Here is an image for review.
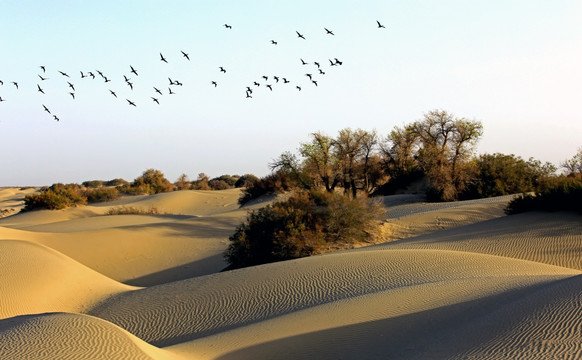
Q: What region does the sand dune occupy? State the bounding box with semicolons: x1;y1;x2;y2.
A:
1;189;581;359
0;313;183;360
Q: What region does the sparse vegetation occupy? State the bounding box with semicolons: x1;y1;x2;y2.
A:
84;187;121;203
23;183;87;211
238;171;299;205
105;205;162;215
225;189;387;269
117;169;173;195
505;176;582;214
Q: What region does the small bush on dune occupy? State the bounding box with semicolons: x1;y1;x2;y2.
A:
225;190;386;269
238;171;299;205
105;205;161;215
105;178;129;187
82;180;105;188
505;176;582;214
209;179;231;190
117;169;173;195
23;183;87;211
235;174;260;188
84;187;120;203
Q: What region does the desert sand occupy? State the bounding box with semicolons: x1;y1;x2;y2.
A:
1;188;581;359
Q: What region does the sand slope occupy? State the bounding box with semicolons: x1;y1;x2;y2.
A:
1;189;581;359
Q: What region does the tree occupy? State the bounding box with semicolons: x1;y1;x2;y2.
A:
334;128;366;197
561;148;582;176
380;125;418;177
411;109;483;201
191;173;211;190
132;169;174;194
174;173;191;191
299;132;339;192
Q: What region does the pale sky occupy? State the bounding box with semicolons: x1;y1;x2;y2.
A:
1;1;580;186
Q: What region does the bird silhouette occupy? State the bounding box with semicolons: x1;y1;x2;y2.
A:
253;81;260;87
80;71;87;78
89;72;96;79
151;97;160;104
104;76;111;83
160;53;168;63
312;80;318;86
296;31;306;40
377;20;386;29
37;84;45;94
246;86;253;93
219;67;226;73
97;70;104;78
305;73;313;80
181;51;190;60
67;82;75;91
168;77;174;85
296;86;301;91
12;82;18;89
271;40;277;45
174;80;183;86
38;75;48;81
334;58;343;65
301;58;308;65
130;66;138;76
0;80;3;85
69;92;75;99
58;71;70;77
266;84;273;91
283;78;290;84
42;105;50;114
169;87;175;94
329;59;337;66
53;115;59;122
127;81;133;90
324;28;335;35
126;99;136;107
224;24;232;29
314;61;320;68
246;92;252;98
124;75;131;83
154;87;162;95
274;76;280;83
109;90;117;97
40;66;46;73
262;75;268;81
211;81;218;87
319;69;325;75
0;97;5;102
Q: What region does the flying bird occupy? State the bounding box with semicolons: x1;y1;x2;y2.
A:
253;81;260;87
219;67;226;73
58;71;70;77
274;76;280;83
69;92;75;99
262;75;268;81
211;81;218;87
151;97;160;104
104;76;111;83
283;78;290;83
97;70;104;78
154;87;162;95
67;82;75;91
89;72;96;79
38;74;48;81
168;77;174;85
0;97;5;102
246;86;253;93
124;75;131;83
300;58;308;65
246;92;252;98
126;99;136;107
181;50;190;60
174;80;183;86
126;81;133;90
130;66;138;76
312;80;318;86
266;84;273;91
42;105;50;114
377;20;386;29
168;87;175;94
296;31;306;40
305;73;313;80
80;71;87;78
271;40;277;45
324;28;335;35
296;86;301;91
53;115;59;122
329;59;337;66
12;82;18;89
109;90;117;97
334;58;343;65
314;61;320;68
37;84;45;94
319;69;325;75
0;80;3;85
224;24;232;29
40;66;46;73
160;53;168;63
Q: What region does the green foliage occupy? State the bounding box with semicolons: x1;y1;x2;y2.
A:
118;169;173;195
105;178;128;187
461;153;555;199
212;175;239;187
234;174;260;188
225;190;386;269
84;187;120;203
208;179;231;190
505;176;582;214
561;148;582;176
82;180;105;188
238;171;299;205
23;183;87;211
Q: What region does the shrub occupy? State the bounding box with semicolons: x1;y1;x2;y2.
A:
105;178;129;187
174;174;191;191
84;187;120;203
118;169;173;195
225;190;386;269
238;171;300;205
235;174;260;188
213;175;239;187
209;179;231;190
82;180;105;188
505;176;582;214
105;205;161;215
23;183;87;211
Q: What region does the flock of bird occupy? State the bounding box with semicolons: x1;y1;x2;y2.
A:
0;20;387;122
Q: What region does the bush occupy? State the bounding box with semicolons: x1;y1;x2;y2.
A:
118;169;173;195
82;180;105;188
23;183;87;211
105;205;161;215
235;174;260;188
505;176;582;214
238;171;299;205
84;187;120;203
209;179;231;190
105;178;129;187
225;190;386;269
